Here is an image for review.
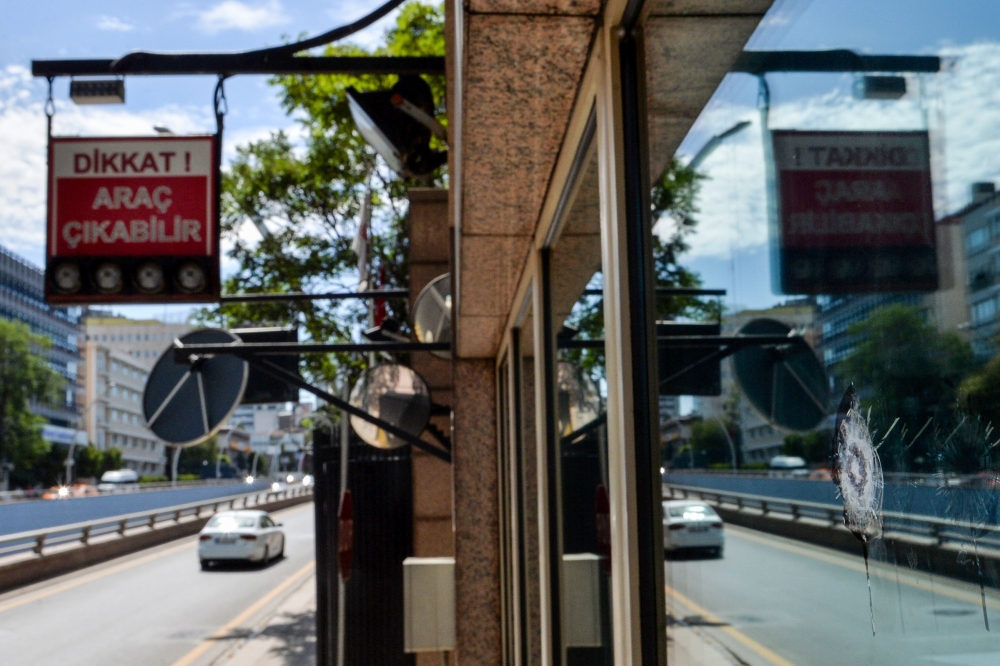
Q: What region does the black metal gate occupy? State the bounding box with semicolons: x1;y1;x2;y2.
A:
314;426;414;666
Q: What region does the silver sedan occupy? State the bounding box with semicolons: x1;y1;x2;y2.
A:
198;510;286;570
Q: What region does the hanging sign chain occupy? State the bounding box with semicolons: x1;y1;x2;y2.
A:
213;74;228;137
44;76;55;140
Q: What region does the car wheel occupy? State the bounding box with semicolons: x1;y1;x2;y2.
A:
261;546;270;566
278;537;285;559
714;547;724;558
200;560;211;571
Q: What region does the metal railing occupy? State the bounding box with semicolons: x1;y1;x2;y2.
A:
0;485;312;562
664;483;1000;552
0;477;264;504
665;469;993;488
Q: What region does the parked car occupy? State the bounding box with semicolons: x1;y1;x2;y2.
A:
662;500;724;557
198;510;285;570
98;469;139;493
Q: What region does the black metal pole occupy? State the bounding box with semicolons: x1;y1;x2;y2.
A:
219;289;410;304
244;357;451;463
175;340;449;356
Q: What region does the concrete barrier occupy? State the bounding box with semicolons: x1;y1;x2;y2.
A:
0;489;312;595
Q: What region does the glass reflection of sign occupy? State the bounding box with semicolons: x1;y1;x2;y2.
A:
772;130;937;294
46;136;218;304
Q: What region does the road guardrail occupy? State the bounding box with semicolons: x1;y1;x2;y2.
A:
0;485;312;561
664;482;1000;553
0;477;260;504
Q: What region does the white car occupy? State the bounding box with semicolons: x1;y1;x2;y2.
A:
663;500;724;557
198;510;286;570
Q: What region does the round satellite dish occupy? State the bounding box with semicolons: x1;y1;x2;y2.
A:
557;361;602;440
413;273;451;360
142;329;249;447
732;318;828;432
349;364;431;449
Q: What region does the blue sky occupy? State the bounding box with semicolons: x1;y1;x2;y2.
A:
2;0;1000;319
0;0;401;320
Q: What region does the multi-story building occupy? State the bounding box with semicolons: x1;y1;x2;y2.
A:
0;244;84;434
82;315;192;475
959;183;1000;358
695;299;818;462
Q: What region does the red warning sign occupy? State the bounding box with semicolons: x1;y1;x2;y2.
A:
46;135;218;303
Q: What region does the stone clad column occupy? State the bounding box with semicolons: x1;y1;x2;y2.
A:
452;359;501;664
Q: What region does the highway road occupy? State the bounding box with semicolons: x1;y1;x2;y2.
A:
667;524;1000;665
0;501;315;666
0;482;269;536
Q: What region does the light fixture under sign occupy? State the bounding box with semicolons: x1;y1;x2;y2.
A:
69;79;125;105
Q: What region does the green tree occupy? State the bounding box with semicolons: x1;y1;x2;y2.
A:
685;420;733;468
783;429;832;464
75;446;104;479
838;304;974;470
102;447;123;473
0;320;63;488
563;158;720;379
178;437;219;477
195;2;446;386
959;355;1000;428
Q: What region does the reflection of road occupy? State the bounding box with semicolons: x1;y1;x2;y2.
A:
666;525;1000;665
0;503;315;666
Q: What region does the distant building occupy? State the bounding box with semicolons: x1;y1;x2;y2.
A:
695;299;818;463
82;315;193;475
0;245;84;435
958;182;1000;359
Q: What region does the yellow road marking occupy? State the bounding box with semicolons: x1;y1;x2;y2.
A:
0;540;194;616
727;525;1000;611
169;560;316;666
665;583;797;666
0;501;314;617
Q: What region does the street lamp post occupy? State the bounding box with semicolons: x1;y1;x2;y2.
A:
67;380;117;485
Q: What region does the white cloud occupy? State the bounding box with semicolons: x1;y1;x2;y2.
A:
96;16;134;32
0;66;215;265
670;41;1000;262
193;0;290;34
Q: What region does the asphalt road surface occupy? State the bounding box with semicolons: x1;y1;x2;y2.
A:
667;524;1000;665
0;482;269;536
0;502;315;666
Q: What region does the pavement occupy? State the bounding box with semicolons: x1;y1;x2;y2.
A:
202;571;317;666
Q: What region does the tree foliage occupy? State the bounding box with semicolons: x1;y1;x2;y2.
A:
0;319;63;488
196;2;446;385
838;304;974;471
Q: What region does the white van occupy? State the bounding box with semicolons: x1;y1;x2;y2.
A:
98;469;140;493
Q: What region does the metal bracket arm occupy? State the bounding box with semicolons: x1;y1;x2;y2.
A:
244;357;451;464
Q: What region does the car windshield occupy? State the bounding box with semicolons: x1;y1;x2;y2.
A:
668;504;717;519
206;515;257;529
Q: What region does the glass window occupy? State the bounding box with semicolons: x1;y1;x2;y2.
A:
638;1;1000;663
543;136;613;664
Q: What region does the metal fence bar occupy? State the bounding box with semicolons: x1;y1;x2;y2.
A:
664;482;1000;550
0;486;312;561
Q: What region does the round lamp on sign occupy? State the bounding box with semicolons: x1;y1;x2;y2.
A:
412;273;451;360
52;262;81;294
94;262;123;294
349;363;431;450
556;361;602;440
134;261;165;294
176;262;206;294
